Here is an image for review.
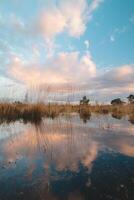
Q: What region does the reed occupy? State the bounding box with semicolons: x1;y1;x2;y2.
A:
0;102;133;123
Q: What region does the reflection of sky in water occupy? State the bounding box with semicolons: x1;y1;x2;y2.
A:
0;114;134;200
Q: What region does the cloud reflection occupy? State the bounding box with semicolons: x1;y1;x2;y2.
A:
0;115;134;199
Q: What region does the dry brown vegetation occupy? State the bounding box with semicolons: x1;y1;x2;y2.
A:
0;102;133;123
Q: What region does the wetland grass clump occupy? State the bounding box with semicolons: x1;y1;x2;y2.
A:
79;106;91;123
111;104;134;117
88;104;134;117
89;105;110;114
0;102;133;124
0;103;43;124
21;104;43;123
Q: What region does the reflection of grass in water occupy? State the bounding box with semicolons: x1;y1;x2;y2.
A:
111;112;124;120
2;116;98;173
79;107;91;123
0;103;133;124
128;114;134;124
2;121;134;200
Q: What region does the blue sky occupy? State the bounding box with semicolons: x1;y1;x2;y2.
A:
0;0;134;102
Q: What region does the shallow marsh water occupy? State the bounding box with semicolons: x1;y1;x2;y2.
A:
0;114;134;200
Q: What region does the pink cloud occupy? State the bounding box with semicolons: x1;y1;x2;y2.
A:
9;51;96;86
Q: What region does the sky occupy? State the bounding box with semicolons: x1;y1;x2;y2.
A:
0;0;134;102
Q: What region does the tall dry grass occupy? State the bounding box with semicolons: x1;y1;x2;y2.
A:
0;103;42;124
0;102;133;123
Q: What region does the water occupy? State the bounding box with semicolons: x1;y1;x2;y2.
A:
0;114;134;200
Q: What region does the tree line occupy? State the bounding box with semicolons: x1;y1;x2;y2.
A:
80;94;134;105
111;94;134;105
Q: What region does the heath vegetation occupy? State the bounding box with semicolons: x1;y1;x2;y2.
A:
0;94;133;124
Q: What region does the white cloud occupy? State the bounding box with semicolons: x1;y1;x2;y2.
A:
1;0;104;40
4;0;134;103
0;0;104;61
110;35;115;42
34;0;92;58
60;0;88;37
89;65;134;102
89;0;103;14
84;40;90;49
39;8;66;38
97;65;134;85
9;51;96;86
8;51;134;102
38;0;89;39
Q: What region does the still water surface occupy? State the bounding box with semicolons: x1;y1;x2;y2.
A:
0;114;134;200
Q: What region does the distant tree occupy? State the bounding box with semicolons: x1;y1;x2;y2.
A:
80;96;90;105
111;98;124;105
127;94;134;104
